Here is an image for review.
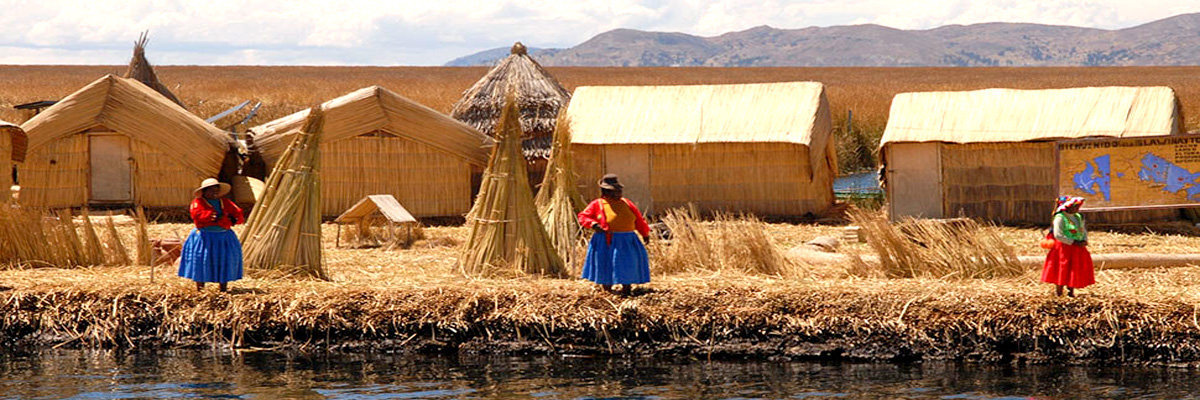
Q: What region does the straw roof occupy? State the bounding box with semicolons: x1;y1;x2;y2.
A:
566;82;828;145
21;75;230;175
250;86;493;166
0;120;27;163
881;86;1183;147
451;42;570;159
122;32;184;108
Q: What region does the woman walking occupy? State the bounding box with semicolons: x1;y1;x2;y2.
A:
178;178;245;292
1042;195;1095;297
578;174;651;296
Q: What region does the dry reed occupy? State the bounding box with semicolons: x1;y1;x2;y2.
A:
342;216;426;250
651;207;799;277
0;207;146;268
535;114;586;270
242;107;327;279
849;208;1022;279
461;92;566;278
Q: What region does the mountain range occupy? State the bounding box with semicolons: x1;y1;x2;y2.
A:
446;13;1200;67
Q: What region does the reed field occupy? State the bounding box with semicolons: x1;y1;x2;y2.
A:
3;66;1200;171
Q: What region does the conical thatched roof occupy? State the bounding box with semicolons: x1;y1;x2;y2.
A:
451;42;569;159
123;32;184;108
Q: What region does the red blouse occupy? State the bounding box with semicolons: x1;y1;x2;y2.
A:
578;197;651;239
189;197;245;230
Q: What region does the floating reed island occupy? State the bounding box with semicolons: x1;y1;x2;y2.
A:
2;213;1200;366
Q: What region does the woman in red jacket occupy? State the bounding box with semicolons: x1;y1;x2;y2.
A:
178;178;245;292
577;174;651;296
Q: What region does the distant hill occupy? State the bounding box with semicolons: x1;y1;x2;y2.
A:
448;13;1200;67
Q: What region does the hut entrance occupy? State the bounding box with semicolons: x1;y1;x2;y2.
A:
886;142;942;220
88;133;133;204
605;145;652;216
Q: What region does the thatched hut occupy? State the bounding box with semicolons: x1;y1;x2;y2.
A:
881;86;1185;224
249;86;493;218
0;120;27;191
566;82;837;217
451;42;570;176
19;75;232;209
123;32;184;108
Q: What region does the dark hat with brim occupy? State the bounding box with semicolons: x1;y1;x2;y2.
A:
598;173;623;190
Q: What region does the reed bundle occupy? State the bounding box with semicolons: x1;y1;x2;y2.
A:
535;114;586;269
242;107;327;280
652;207;797;276
849;208;1022;279
0;206;147;268
461;93;566;278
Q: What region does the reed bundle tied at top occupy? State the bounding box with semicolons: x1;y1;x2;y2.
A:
461;91;566;278
534;113;586;269
242;106;327;280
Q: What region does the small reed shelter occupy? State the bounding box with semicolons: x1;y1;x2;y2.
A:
19;75;232;209
0;120;27;192
249;86;494;218
451;42;570;179
881;86;1185;224
565;81;837;217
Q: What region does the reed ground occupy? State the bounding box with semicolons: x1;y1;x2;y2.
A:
2;219;1199;364
3;66;1200;172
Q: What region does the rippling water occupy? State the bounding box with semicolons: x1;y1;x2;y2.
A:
1;349;1199;399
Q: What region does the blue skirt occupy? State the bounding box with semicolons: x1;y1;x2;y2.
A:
177;229;243;283
582;231;650;285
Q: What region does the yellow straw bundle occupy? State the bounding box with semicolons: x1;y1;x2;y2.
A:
535;114;586;269
461;93;566;278
242;106;327;280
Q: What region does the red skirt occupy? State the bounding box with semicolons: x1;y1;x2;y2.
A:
1041;240;1095;289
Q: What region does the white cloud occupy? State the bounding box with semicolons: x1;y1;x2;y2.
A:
0;0;1196;65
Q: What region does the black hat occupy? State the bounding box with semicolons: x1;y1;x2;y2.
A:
598;173;623;190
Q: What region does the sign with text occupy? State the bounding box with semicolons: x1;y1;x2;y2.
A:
1057;135;1200;210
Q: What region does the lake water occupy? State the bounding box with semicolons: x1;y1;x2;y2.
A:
2;349;1199;399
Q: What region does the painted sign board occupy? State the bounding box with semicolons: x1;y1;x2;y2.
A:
1056;134;1200;211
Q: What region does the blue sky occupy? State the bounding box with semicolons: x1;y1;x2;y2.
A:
1;0;1198;66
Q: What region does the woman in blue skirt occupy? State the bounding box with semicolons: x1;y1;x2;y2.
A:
577;174;651;296
178;178;245;292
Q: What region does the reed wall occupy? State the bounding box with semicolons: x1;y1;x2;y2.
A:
20;134;87;208
572;142;834;217
129;139;209;208
20;131;219;209
321;133;472;217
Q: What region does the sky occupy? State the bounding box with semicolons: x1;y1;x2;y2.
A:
0;0;1198;66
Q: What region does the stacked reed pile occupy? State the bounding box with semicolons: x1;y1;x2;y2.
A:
848;208;1022;279
461;93;566;278
534;114;587;269
242;107;327;280
651;207;797;277
0;207;149;268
